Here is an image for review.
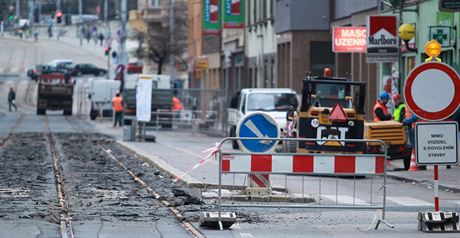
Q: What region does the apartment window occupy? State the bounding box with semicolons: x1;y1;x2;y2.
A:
150;0;161;8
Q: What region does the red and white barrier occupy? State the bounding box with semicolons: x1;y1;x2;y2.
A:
222;154;385;175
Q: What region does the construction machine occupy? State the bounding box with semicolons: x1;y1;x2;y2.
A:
287;73;411;168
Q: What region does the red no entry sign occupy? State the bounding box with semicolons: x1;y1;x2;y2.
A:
404;62;460;121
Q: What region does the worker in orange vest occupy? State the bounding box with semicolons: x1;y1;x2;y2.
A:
373;92;392;122
172;95;183;112
112;93;124;127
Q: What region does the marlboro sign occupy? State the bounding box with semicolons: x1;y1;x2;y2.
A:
224;0;244;28
203;0;221;35
366;16;399;63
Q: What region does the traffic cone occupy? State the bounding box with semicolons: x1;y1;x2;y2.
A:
408;148;419;171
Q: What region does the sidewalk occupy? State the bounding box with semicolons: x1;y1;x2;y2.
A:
388;161;460;193
87;119;460;193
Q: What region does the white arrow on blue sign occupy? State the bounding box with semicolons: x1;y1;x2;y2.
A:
236;112;280;153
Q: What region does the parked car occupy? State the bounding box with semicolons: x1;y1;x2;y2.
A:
73;63;107;76
27;64;68;81
48;59;74;70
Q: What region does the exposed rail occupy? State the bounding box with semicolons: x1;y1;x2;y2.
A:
67;116;205;238
44;116;74;238
0;114;24;147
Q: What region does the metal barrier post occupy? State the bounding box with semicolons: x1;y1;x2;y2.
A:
156;110;160;130
217;149;223;230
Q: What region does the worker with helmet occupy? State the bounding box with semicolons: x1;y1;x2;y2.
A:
392;93;406;122
373;91;392;122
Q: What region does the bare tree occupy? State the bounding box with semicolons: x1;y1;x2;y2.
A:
144;1;187;75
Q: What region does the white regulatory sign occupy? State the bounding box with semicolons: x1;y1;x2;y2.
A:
415;122;458;165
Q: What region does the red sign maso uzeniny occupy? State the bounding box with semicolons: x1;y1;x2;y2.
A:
332;27;366;53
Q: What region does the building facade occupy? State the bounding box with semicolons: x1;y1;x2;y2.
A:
222;28;244;94
275;0;333;93
379;0;460;99
331;0;378;120
245;0;277;89
130;0;188;83
187;0;225;90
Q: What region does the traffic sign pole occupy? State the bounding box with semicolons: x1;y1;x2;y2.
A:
434;165;439;212
410;41;460;232
236;112;280;194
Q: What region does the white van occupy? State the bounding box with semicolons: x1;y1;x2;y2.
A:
227;88;298;149
89;79;121;120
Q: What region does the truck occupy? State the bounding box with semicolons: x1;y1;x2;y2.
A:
89;79;121;120
123;74;173;128
288;74;410;168
36;73;74;115
227;88;298;149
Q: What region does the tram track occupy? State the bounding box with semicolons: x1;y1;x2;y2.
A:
0;114;25;147
44;116;74;238
64;116;205;238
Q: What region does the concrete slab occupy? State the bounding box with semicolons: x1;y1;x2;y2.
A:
0;220;60;238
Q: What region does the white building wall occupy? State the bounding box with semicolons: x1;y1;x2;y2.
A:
245;0;277;88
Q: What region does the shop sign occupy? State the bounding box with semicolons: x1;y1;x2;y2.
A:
429;26;451;47
332;27;366;53
223;0;244;29
366;16;399;63
439;0;460;12
202;0;221;35
196;58;209;70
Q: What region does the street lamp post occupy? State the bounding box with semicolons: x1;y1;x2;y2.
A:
79;0;82;45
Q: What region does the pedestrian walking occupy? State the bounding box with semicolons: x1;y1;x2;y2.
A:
112;93;124;127
373;91;392;122
86;31;91;44
8;88;17;112
98;32;105;46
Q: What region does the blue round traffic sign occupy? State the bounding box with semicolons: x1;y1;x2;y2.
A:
236;112;280;153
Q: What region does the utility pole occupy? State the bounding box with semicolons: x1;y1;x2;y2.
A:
28;0;34;28
104;0;111;39
57;0;61;11
38;0;42;24
397;0;403;94
119;0;128;88
169;0;176;80
104;0;108;22
79;0;82;45
16;0;20;19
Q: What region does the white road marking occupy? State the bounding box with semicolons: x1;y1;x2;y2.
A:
244;119;265;138
386;196;431;206
321;195;370;205
240;233;254;238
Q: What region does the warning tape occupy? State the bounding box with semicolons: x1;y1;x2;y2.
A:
173;143;220;182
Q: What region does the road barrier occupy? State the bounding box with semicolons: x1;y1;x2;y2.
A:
212;137;394;230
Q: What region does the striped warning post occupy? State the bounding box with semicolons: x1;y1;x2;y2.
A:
249;174;270;189
222;154;385;175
